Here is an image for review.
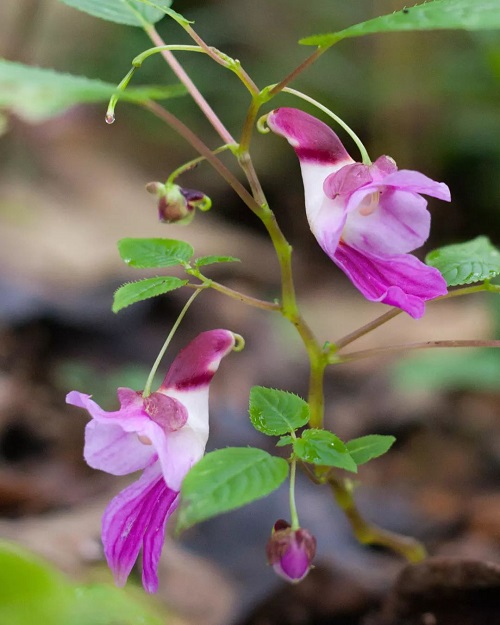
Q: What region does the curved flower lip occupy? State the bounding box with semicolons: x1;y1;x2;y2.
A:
66;329;236;592
161;329;236;391
267;107;352;166
267;107;451;318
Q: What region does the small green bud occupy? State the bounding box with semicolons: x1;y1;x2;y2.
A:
146;182;211;225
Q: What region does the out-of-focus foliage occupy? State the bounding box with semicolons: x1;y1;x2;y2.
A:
394;348;500;392
59;0;173;26
0;540;165;625
0;59;185;122
301;0;500;46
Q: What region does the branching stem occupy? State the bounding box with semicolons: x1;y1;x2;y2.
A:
328;476;427;562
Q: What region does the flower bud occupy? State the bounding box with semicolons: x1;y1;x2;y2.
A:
146;182;211;225
266;520;316;583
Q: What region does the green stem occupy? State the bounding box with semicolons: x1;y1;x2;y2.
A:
106;67;137;123
289;457;300;530
167;145;233;184
185;280;280;312
132;45;205;66
181;22;260;94
143;288;203;397
236;120;327;426
328;476;426;562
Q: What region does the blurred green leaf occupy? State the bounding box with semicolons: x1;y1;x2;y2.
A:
0;60;185;122
0;540;164;625
194;255;241;268
301;0;500;46
0;541;72;625
72;584;163;625
113;276;187;312
177;447;289;531
425;236;500;286
249;386;310;436
393;349;500;392
118;238;194;268
346;435;396;465
136;1;193;25
294;429;357;472
59;0;171;26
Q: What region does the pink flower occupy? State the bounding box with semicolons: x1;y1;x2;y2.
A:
267;107;451;318
66;330;235;592
266;520;317;583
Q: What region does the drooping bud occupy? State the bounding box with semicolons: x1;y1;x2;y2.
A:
146;182;211;225
266;520;317;583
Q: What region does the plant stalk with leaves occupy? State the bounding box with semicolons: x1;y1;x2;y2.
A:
5;0;500;593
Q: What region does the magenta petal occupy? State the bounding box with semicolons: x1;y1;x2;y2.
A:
161;329;235;391
323;163;372;198
276;542;310;582
84;420;155;475
267;108;352;166
333;243;447;318
142;485;179;593
102;463;178;592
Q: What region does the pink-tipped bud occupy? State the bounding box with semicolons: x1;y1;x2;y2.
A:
266;520;317;583
146;182;211;225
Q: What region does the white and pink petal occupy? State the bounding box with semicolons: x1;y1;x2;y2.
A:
66;390;149;432
84;420;155;476
342;188;431;256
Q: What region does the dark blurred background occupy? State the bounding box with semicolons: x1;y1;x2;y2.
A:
1;1;499;624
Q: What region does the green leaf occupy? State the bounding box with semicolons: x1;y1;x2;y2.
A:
194;255;241;268
249;386;310;436
425;236;500;286
177;447;289;531
0;540;163;625
72;584;163;625
113;276;187;312
118;238;194;268
345;435;396;465
300;0;500;46
136;1;193;25
0;59;185;122
276;435;294;447
294;429;357;473
0;540;72;625
59;0;171;27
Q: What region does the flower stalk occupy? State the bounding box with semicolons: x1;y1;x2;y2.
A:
328;476;427;563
